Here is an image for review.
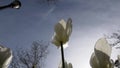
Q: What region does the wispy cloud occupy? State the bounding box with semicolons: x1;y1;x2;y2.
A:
43;5;56;17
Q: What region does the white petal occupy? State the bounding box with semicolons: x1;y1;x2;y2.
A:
59;19;66;29
90;52;100;68
54;22;68;44
94;38;112;68
66;18;72;37
51;33;61;48
68;63;73;68
58;60;73;68
55;22;65;41
3;51;13;68
94;38;112;57
0;45;13;68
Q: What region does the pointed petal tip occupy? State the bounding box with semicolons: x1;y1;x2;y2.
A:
68;18;72;23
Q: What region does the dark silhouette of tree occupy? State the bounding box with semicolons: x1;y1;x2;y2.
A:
9;41;49;68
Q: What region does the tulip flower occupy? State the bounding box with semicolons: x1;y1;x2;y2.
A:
52;18;72;68
52;18;72;48
0;45;13;68
58;60;73;68
90;38;113;68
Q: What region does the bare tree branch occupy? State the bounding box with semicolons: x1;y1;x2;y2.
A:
9;41;49;68
106;31;120;49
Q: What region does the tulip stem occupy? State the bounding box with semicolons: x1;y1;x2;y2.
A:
60;42;65;68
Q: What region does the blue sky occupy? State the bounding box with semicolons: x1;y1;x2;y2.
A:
1;0;120;68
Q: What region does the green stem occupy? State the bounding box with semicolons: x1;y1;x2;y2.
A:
60;42;65;68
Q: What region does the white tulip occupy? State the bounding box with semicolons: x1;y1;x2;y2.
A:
0;45;13;68
58;60;73;68
52;18;72;48
94;38;112;57
90;38;113;68
68;63;73;68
